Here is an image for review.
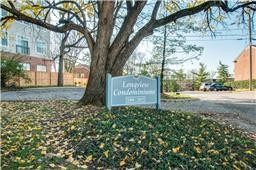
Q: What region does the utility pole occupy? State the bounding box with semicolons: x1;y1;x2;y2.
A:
247;11;253;91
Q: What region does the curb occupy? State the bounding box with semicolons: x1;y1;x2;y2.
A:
161;98;199;102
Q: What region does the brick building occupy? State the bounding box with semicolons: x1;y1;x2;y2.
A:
0;6;53;72
233;45;256;81
73;64;90;86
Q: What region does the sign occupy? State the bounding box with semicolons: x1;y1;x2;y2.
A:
105;74;160;110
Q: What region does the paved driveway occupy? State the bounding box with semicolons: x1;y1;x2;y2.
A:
1;87;85;101
161;91;256;133
181;91;256;103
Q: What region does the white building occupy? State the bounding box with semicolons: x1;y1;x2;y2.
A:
0;7;53;72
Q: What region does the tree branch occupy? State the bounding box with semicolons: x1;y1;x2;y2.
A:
154;1;256;29
1;1;95;54
151;0;161;20
108;1;146;67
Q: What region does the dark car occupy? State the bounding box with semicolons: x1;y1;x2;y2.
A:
209;83;233;91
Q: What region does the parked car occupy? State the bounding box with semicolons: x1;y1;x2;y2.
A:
209;83;233;91
199;82;212;91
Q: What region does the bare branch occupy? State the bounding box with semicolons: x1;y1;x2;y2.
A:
151;0;161;20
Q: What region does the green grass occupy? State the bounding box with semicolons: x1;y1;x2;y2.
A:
1;101;255;169
161;92;192;100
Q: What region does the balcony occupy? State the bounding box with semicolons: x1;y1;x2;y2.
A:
16;45;30;55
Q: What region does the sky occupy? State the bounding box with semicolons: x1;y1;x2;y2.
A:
136;7;256;76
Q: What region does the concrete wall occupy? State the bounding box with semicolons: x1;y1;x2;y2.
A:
234;46;256;81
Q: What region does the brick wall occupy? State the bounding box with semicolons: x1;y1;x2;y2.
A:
18;71;75;86
234;46;256;81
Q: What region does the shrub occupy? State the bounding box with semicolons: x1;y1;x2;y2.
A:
224;80;256;89
1;58;30;88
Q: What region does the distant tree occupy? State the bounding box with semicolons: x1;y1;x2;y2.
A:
172;68;186;90
139;64;150;77
173;69;186;82
193;63;209;90
152;17;203;93
51;31;86;86
217;61;229;84
169;79;180;92
124;51;146;75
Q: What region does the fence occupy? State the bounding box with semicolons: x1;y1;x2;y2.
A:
18;71;88;87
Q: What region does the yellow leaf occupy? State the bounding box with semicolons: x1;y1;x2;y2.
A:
157;138;165;145
78;165;88;169
112;124;116;128
59;165;67;170
128;127;133;131
124;147;128;151
207;142;214;148
172;146;181;153
103;150;109;158
245;150;253;155
70;125;75;130
49;164;56;168
99;143;105;149
141;148;147;154
85;155;93;162
16;157;21;161
135;162;142;168
120;160;126;166
194;146;202;154
41;150;47;155
207;149;219;155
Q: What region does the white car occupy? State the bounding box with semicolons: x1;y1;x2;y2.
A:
199;82;212;91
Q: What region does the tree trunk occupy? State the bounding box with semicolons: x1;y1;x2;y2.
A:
160;24;167;93
80;66;107;106
57;54;64;86
79;1;115;106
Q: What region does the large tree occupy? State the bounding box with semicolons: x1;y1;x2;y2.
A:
1;0;255;105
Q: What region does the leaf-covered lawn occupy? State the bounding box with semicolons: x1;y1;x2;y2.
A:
1;101;255;169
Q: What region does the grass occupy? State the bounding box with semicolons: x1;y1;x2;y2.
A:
161;92;192;100
1;101;256;169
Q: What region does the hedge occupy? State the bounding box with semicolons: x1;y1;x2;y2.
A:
224;80;256;89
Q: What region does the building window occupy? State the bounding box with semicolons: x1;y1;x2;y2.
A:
36;41;46;54
1;31;8;46
16;36;30;55
22;63;31;71
37;65;46;72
